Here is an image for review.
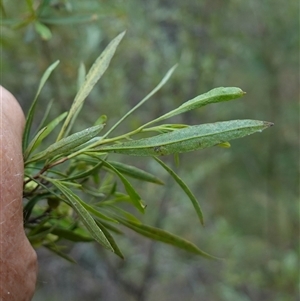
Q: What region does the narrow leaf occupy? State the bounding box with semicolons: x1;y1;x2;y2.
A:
100;159;146;213
44;244;77;263
108;161;164;185
101;205;141;224
77;62;86;91
117;218;217;259
24;112;68;159
57;31;126;140
95;221;124;259
34;21;52;40
23;127;47;160
34;98;54;134
49;180;114;251
100;120;273;156
154;157;204;225
73;196;118;223
22;60;60;152
102;64;178;139
26;124;104;164
143;87;245;128
94;115;107;126
40;15;101;25
52;229;93;242
63;161;103;181
34;226;94;242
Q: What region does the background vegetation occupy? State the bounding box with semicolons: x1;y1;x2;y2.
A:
1;1;299;300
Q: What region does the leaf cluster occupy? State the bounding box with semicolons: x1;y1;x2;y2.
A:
23;32;273;262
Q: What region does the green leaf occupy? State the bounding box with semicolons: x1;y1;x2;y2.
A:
0;0;7;18
108;161;164;185
217;142;231;148
23;127;48;161
34;98;54;134
100;159;146;213
73;196;118;223
49;179;114;251
40;14;101;25
143;87;245;128
33;226;94;242
44;243;77;263
27;217;54;241
94;115;107;126
63;161;103;181
26;124;104;164
95;221;124;259
23;194;49;222
34;21;52;40
102;205;141;224
77;62;86;91
102;64;178;139
57;31;126;141
117;218;217;260
24;112;68;159
154;157;204;225
22;60;60;152
96;220;124;235
100;120;273;156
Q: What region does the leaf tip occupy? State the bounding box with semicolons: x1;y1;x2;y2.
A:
217;142;231;148
266;122;274;127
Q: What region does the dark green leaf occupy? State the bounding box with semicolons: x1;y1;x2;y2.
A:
100;159;146;213
49;179;114;251
44;243;77;263
108;161;164;185
95;221;124;259
117;218;217;260
33;226;94;242
154;157;204;225
34;21;52;40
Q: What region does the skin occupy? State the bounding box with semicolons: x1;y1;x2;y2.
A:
0;86;37;300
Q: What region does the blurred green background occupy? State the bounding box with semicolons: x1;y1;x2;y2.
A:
1;1;299;300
